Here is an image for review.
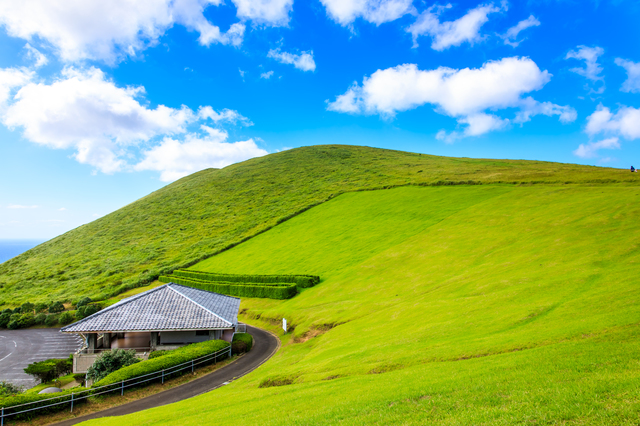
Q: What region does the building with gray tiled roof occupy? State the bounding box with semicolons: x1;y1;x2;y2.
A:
62;283;241;373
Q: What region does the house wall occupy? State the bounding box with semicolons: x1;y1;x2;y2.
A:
110;332;151;350
160;331;212;344
222;329;234;342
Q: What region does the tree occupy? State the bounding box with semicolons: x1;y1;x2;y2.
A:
21;302;35;314
86;349;140;383
44;314;58;327
17;313;35;328
76;297;92;310
24;359;71;384
35;302;48;313
59;311;74;325
0;313;11;328
0;381;23;396
34;313;47;325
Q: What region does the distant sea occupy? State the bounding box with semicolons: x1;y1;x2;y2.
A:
0;240;46;264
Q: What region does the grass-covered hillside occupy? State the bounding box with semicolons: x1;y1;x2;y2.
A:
1;145;634;305
86;182;640;425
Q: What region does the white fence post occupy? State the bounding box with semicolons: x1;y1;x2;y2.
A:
70;392;74;412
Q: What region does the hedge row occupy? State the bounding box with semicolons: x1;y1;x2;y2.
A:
159;276;298;299
94;339;230;387
231;333;253;354
173;269;320;288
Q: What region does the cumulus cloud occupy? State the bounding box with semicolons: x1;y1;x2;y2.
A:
134;127;268;181
615;58;640;93
501;15;540;47
267;49;316;72
1;67;260;177
566;45;605;94
407;3;504;50
321;0;414;26
0;67;33;105
260;70;274;79
573;137;620;159
231;0;293;26
327;57;575;139
0;0;246;63
24;43;48;68
585;104;640;140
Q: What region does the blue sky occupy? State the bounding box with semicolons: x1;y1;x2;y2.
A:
0;0;639;239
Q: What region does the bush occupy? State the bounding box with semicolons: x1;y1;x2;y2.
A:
18;313;35;328
0;312;11;328
7;321;18;330
0;381;23;397
86;349;140;383
2;308;12;315
21;302;34;314
44;314;58;327
76;297;92;310
75;306;86;319
232;333;253;354
24;359;71;384
173;270;320;288
35;302;48;313
159;276;297;299
58;311;74;325
94;340;230;387
48;301;64;314
34;313;47;325
149;350;169;359
12;307;21;314
83;304;100;317
73;373;86;387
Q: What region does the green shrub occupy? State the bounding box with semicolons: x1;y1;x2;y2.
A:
24;359;71;384
18;313;35;328
83;304;100;317
75;306;86;319
48;301;64;313
0;381;23;397
44;314;58;327
1;308;11;315
73;373;86;386
159;276;297;299
21;302;34;314
34;302;48;313
34;313;47;325
232;333;253;354
76;297;92;309
7;321;18;329
0;312;11;328
94;340;230;387
59;311;74;325
173;270;320;288
12;307;21;314
87;349;140;383
149;350;169;359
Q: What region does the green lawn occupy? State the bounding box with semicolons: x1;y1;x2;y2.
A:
1;145;636;306
83;184;640;425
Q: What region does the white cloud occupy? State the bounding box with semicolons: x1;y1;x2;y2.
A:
267;49;316;72
8;204;39;209
328;57;575;139
585;104;640;140
3;67;194;173
573;137;620;159
0;0;245;63
58;207;67;211
24;43;48;68
0;67;33;105
566;45;605;94
615;58;640;93
407;3;504;50
321;0;414;26
135;128;268;182
502;15;540;47
197;106;253;126
260;70;274;79
231;0;293;26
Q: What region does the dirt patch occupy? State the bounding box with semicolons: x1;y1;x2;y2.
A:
258;374;300;388
293;321;346;343
368;363;403;375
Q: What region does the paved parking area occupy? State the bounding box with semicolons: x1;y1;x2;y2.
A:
0;329;83;388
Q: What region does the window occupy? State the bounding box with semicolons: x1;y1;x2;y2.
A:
195;330;209;336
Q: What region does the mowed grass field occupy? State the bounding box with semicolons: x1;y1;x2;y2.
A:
85;184;640;425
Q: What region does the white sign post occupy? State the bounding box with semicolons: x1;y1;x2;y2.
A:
283;318;287;334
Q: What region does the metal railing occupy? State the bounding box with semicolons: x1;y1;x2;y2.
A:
0;345;232;424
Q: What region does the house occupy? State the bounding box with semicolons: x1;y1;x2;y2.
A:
61;282;241;374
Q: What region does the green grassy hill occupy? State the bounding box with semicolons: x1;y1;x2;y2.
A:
1;145;634;305
86;182;640;424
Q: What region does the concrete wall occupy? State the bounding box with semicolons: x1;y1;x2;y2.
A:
73;351;150;374
222;329;234;343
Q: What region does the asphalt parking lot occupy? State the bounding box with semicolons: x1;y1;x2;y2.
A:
0;329;83;388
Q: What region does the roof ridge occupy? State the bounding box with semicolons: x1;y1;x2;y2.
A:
167;283;233;326
60;284;170;332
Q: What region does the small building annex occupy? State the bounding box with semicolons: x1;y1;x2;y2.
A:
61;282;241;374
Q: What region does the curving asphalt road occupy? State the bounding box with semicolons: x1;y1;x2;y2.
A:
0;329;83;388
54;325;279;425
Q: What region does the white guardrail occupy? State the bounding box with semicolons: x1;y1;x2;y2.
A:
0;345;232;424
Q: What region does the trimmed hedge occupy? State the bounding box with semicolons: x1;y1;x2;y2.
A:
159;276;298;299
173;270;320;288
94;340;230;387
232;333;253;354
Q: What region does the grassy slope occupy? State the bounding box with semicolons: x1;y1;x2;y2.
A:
1;145;634;305
86;184;640;425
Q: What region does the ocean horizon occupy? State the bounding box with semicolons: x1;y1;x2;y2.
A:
0;239;46;264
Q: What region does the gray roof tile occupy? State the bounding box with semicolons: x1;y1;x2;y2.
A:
61;283;240;333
